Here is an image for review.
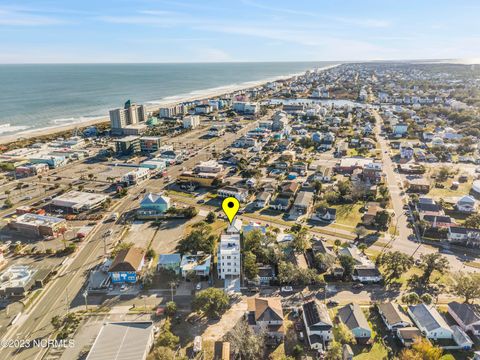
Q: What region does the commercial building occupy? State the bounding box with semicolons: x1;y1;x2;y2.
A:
179;160;224;187
139;136;161;153
115;136;140;155
108;247;145;284
120;167;150;186
110;100;147;135
9;213;67;237
217;233;241;280
15;163;49;178
86;322;154;360
0;265;37;297
183;115;201;129
51;191;109;213
159;105;183;118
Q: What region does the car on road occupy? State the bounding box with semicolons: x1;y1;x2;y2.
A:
196;283;202;291
281;286;293;293
197;199;205;204
120;284;127;291
327;300;339;307
352;283;364;290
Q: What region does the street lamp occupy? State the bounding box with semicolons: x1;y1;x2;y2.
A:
83;289;88;311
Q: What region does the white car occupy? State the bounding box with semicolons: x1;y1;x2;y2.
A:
281;286;293;293
196;283;202;291
120;284;127;291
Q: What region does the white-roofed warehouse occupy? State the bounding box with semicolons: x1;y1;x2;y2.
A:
86;321;154;360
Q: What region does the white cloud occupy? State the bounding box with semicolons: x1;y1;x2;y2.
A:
0;8;67;26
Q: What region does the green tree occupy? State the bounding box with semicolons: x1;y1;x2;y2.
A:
401;292;420;306
292;226;309;252
243;251;258;280
176;222;216;255
451;272;480;303
325;341;343;360
399;337;443;360
377;251;414;280
192;288;229;319
243;228;265;256
419;253;449;285
4;198;12;208
373;210;391;230
156;319;179;349
464;213;480;229
333;323;356;345
165;301;177;317
226;319;265;360
205;211;216;223
420;293;433;305
354;226;367;240
339;255;355;278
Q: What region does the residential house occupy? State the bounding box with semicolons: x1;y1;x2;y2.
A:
269;196;291;211
311;207;336;223
447;302;480;336
180;253;212;279
246;298;285;343
217;186;249;202
456;195;476;213
397;327;422;347
352;266;382;283
362;202;381;226
157;254;181;274
255;192;272;208
377;303;413;331
451;325;474;350
408;303;453;340
291;191;314;216
400;144;414;159
302;300;333;350
257;265;275;286
406;178;430;193
447;227;480;247
337;304;372;344
393;123;408;137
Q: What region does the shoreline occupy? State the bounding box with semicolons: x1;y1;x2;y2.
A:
0;64;339;145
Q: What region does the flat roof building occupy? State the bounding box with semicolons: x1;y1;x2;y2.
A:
9;213;67;237
51;191;108;213
86;322;154;360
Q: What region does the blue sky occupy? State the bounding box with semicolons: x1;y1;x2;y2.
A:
1;0;480;63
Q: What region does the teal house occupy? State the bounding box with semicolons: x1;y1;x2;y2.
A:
138;193;171;218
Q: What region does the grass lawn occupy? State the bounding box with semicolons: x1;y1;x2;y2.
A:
331;203;364;228
354;342;388;360
427;176;472;199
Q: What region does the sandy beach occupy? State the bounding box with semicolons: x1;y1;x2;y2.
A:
0;64;339;145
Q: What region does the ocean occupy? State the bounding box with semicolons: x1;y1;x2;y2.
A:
0;62;337;136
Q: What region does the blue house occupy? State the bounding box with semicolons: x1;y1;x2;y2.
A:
108;247;145;284
138;193;171;217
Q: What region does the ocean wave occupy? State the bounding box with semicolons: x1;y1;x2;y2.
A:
0;123;30;134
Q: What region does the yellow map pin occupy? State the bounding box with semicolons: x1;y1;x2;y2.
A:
222;197;240;224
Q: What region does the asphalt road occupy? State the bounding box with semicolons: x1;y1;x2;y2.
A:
0;114;269;360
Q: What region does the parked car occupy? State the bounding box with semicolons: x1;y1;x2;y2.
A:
196;283;202;291
352;283;364;289
281;286;293;293
327;300;339;307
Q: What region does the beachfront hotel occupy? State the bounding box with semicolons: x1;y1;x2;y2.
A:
110;100;146;135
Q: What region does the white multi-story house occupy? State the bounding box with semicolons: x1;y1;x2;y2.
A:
302;300;333;350
182;115;200;129
217;234;241;280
